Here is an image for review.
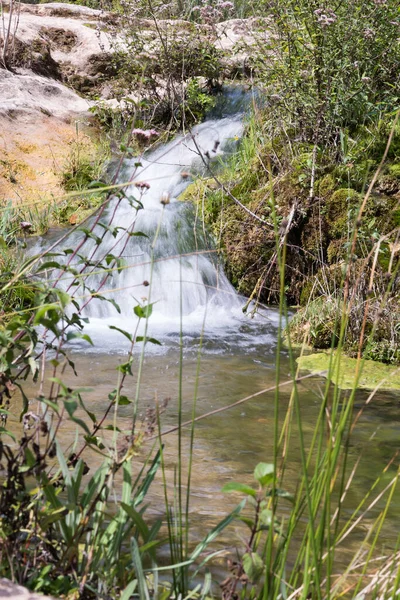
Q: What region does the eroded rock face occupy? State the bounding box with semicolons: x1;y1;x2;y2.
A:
2;2;268;94
0;2;269;206
215;17;272;76
2;2;115;91
0;579;54;599
0;69;91;118
0;69;94;205
6;36;61;78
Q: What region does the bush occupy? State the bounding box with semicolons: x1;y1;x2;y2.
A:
256;0;400;143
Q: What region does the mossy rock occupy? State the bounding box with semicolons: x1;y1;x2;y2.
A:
376;174;400;196
325;188;362;239
11;36;61;79
57;194;103;226
300;204;328;258
315;174;336;198
297;351;400;390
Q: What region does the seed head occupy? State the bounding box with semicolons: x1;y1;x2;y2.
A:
160;191;170;205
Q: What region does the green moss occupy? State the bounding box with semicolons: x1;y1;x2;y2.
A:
297;351;400;391
325;188;362;239
388;163;400;178
315;174;336;197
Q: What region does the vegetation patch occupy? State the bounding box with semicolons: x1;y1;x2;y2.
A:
297;351;400;391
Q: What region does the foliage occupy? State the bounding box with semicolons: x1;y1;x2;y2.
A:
101;7;222;130
257;0;400;142
286;296;342;350
221;463;293;597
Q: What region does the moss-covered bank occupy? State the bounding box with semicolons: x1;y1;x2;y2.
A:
182;114;400;363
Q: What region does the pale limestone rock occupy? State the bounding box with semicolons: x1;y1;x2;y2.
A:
0;70;92;119
0;579;54;599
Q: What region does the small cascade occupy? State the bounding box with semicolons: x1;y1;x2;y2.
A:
79;112;244;321
33;88;279;353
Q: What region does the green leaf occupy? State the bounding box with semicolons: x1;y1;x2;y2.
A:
222;482;257;497
128;231;148;238
33;303;60;326
84;435;105;450
115;395;131;406
136;336;161;346
238;516;255;530
66;331;94;346
130;537;150;600
254;462;274;487
266;488;295;503
121;502;150;543
36;261;62;272
0;427;16;441
259;508;273;527
120;580;138;600
87;180;106;189
134;304;153;319
40;506;69;530
134;449;162;507
63;400;91;435
108;325;133;342
242;552;264;583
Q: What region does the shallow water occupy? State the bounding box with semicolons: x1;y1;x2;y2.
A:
9;341;400;581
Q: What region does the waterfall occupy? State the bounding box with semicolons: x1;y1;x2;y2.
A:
81;113;244;321
33;88;279;353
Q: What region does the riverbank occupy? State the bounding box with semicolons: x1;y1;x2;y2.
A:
181;88;399;364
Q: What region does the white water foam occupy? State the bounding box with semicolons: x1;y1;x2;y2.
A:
33;92;281;355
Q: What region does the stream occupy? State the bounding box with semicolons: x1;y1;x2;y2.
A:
24;87;400;578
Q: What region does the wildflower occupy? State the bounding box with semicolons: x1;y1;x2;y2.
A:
314;7;337;27
219;1;234;9
361;76;371;83
131;128;159;141
363;28;374;39
135;181;151;190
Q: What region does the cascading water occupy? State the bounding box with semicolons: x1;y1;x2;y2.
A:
34;88;279;353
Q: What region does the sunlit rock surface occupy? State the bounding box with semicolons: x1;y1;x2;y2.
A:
0;579;54;599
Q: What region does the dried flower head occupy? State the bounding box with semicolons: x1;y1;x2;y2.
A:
20;221;33;231
160;191;170;205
